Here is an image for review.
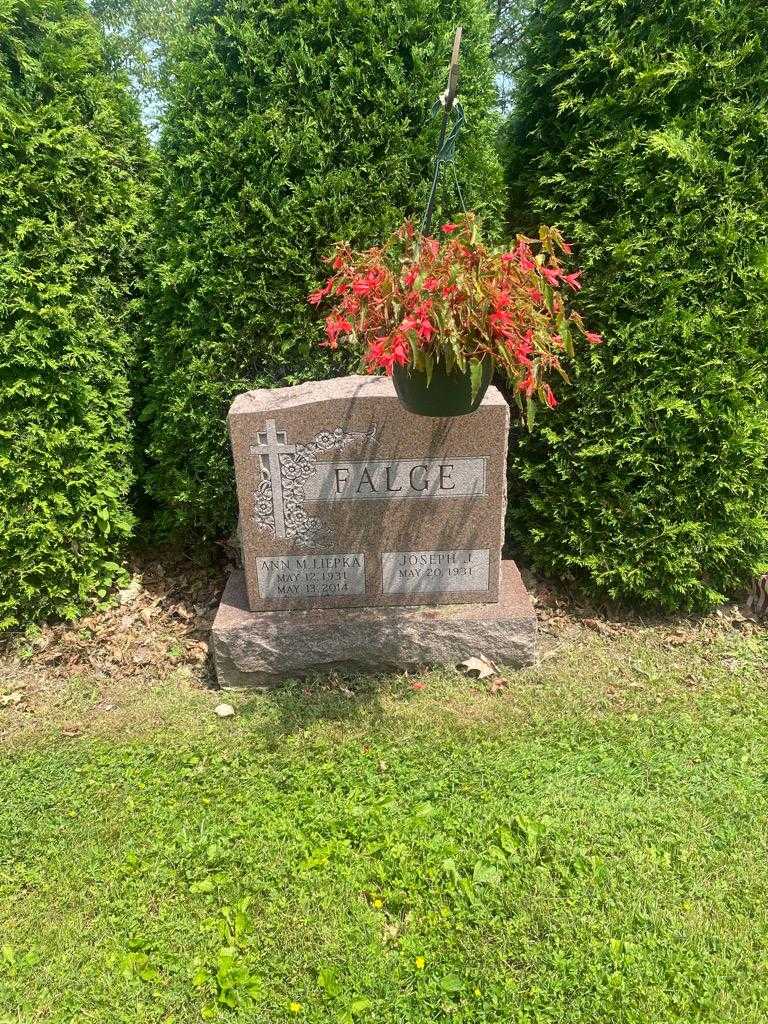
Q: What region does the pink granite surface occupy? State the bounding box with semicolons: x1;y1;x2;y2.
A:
211;561;537;687
228;375;509;613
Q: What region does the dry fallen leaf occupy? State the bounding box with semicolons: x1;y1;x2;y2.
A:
457;655;499;679
172;603;194;622
382;921;402;945
117;578;142;606
214;703;235;718
664;633;689;647
186;641;209;663
582;618;611;635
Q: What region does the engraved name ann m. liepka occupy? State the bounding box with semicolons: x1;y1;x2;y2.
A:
256;553;366;600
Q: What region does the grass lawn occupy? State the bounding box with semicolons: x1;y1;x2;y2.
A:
1;621;768;1022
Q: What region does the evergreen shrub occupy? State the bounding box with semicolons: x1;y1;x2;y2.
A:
143;0;505;539
504;0;768;609
0;0;149;632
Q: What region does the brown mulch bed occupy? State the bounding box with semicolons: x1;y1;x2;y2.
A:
0;547;235;700
1;547;763;714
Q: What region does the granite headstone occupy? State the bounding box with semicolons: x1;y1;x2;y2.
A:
227;376;508;612
212;375;537;685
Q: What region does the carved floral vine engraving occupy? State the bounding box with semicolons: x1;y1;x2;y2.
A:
250;422;376;547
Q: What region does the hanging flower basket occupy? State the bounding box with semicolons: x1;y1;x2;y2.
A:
309;214;602;422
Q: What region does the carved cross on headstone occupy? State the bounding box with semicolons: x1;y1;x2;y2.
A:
249;419;295;539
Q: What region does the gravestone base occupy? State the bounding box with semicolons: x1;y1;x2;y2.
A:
211;561;537;688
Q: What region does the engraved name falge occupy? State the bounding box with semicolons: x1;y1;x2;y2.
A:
251;422;485;550
303;458;486;501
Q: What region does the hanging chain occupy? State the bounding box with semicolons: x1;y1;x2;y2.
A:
419;100;466;238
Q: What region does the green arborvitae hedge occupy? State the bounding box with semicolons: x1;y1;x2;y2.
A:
504;0;768;610
0;0;149;633
143;0;505;539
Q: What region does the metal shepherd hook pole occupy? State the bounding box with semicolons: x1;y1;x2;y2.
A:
421;26;463;237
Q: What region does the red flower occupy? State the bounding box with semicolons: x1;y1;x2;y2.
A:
403;265;418;288
375;335;410;374
418;319;435;343
441;223;459;234
514;330;534;366
492;289;511;312
562;271;582;292
543;385;558;409
308;279;334;305
489;309;514;338
528;287;544;304
392;336;410;366
539;265;561;288
423;276;440;292
364;337;388;370
366;332;411;375
519;371;537;398
410;302;435;344
352;269;384;296
560;240;573;255
515;241;535;273
585;331;604;345
323;314;352;349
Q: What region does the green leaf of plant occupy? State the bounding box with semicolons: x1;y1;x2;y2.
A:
472;861;502;887
318;966;342;998
440;974;463;993
408;335;422;371
423;350;434;387
441;857;460;882
560;316;574;357
469;359;484;403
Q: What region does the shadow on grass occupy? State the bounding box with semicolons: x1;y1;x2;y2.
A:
234;669;427;741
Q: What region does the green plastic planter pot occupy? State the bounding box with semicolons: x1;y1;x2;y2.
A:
392;359;494;417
